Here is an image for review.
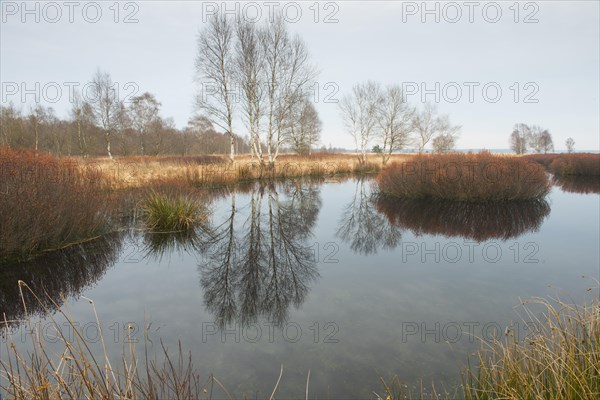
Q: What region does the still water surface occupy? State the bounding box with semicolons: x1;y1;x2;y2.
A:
1;177;599;398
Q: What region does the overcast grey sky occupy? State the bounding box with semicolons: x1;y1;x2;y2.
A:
1;0;599;150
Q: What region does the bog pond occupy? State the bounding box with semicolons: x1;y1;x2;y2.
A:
1;176;599;398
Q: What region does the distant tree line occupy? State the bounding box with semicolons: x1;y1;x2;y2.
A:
339;81;461;164
509;123;574;154
0;70;251;157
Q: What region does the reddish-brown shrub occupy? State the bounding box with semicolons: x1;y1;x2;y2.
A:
376;151;550;202
0;147;113;261
521;153;561;169
549;153;600;176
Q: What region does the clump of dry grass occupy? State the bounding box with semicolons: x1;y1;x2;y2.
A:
0;147;113;262
376;151;550;202
377;289;600;400
0;282;225;399
549;153;600;176
143;191;207;232
463;292;600;400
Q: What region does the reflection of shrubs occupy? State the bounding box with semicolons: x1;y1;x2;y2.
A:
0;147;113;261
549;153;600;176
0;233;123;325
553;175;600;194
376;152;550;202
376;197;550;241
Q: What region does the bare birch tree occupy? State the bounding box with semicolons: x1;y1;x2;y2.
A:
196;13;237;161
377;85;413;164
565;137;575;153
235;18;264;160
70;91;94;157
339;81;382;164
130;92;161;155
510;123;531;154
90;70;119;159
283;95;322;155
262;15;316;165
412;103;460;153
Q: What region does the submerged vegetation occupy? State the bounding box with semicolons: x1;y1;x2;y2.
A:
376;151;551;202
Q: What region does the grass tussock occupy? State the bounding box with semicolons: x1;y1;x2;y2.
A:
0;147;113;262
549;153;600;176
378;291;600;400
0;283;229;399
143;191;206;232
463;293;600;400
1;285;307;399
376;151;550;202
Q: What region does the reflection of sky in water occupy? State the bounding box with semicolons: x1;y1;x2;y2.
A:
2;178;599;398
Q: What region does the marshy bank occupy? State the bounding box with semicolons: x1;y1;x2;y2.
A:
1;150;599;397
0;147;115;263
0;149;393;262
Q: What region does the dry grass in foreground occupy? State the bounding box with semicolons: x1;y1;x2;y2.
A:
2;284;598;399
376;151;550;202
378;289;600;400
0;282;298;400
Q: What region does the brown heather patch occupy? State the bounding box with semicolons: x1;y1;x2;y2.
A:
549;153;600;176
0;147;114;261
376;151;551;202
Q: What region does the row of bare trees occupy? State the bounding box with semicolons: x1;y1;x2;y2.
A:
195;12;321;164
339;81;461;164
0;69;254;157
509;123;559;154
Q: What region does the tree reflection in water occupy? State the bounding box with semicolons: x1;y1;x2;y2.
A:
0;233;124;329
336;178;402;255
376;197;551;242
200;180;322;328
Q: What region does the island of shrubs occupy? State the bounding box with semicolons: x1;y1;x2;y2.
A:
376;151;551;202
